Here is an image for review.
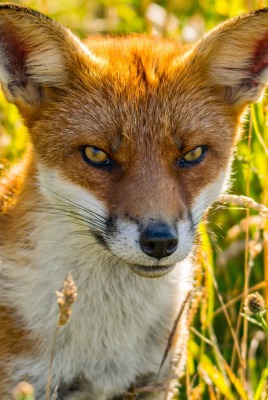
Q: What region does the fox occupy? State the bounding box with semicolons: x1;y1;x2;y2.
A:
0;2;268;399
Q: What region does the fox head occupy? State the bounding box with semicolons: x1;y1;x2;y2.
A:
1;4;268;277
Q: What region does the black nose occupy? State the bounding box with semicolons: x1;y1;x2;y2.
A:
139;223;178;259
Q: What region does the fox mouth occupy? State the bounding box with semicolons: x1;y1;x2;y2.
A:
129;263;175;278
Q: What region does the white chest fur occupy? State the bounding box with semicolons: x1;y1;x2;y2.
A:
1;211;192;398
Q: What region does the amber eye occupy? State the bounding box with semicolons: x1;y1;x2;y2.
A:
184;147;203;161
178;146;207;168
81;145;112;166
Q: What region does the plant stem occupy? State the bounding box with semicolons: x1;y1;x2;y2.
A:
46;325;59;400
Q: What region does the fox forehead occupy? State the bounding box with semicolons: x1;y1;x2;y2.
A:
84;35;185;77
32;36;236;155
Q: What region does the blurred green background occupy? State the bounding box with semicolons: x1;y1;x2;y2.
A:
1;0;268;398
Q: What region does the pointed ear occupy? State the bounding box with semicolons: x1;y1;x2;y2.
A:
0;4;93;114
192;8;268;106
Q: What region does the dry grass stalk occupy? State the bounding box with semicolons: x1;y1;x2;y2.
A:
50;386;58;400
157;291;192;400
46;274;77;400
204;256;243;367
241;119;252;388
158;290;192;379
220;192;268;378
219;194;268;217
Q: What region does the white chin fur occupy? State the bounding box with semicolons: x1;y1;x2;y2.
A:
129;263;175;278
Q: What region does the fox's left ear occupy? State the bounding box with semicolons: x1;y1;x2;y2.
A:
192;9;268;106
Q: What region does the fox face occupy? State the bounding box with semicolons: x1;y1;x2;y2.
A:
1;4;268;399
34;46;233;278
31;39;236;278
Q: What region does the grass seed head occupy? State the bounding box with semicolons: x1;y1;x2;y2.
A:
56;273;77;326
13;381;35;400
244;292;265;315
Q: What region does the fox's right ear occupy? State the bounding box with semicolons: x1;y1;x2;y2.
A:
191;8;268;107
0;4;98;114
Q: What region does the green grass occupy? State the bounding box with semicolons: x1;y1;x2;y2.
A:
1;0;268;398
